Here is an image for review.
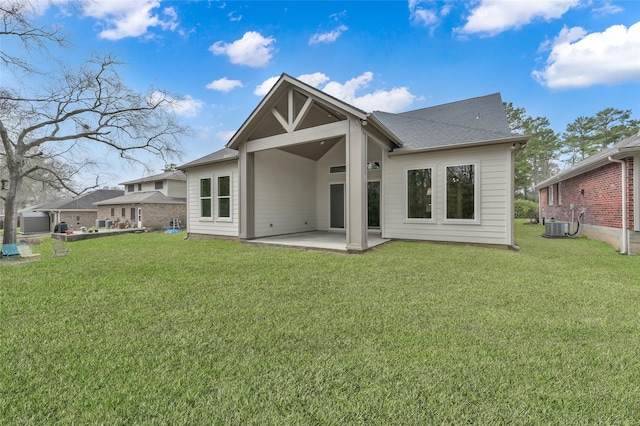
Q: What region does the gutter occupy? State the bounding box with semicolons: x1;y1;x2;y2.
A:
608;156;629;255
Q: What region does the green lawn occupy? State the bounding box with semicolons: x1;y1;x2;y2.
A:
2;223;639;424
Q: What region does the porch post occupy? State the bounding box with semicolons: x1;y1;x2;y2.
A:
346;119;368;251
239;142;255;239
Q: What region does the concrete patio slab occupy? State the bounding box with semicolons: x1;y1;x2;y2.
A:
246;231;390;252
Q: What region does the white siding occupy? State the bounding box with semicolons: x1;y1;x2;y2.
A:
383;144;512;246
185;161;239;237
166;179;187;198
254;149;317;237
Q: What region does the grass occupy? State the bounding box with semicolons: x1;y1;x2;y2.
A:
1;222;640;424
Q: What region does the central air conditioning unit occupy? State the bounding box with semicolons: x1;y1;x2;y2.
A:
545;221;569;237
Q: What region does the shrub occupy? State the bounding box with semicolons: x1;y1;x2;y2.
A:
515;199;539;220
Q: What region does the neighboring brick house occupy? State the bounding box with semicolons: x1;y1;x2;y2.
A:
536;133;640;255
31;189;124;232
94;170;187;230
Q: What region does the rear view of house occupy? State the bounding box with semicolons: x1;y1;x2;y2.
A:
179;74;528;251
537;133;640;255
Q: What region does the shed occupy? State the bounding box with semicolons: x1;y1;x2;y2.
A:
20;211;51;234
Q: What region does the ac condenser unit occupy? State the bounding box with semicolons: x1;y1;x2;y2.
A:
544;221;569;237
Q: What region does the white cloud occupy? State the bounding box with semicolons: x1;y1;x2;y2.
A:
309;24;348;45
206;77;244;93
79;0;178;40
216;130;236;143
457;0;579;36
209;31;276;68
409;0;445;28
532;22;640;89
297;72;330;87
150;91;204;117
254;72;417;113
592;1;623;16
254;76;280;96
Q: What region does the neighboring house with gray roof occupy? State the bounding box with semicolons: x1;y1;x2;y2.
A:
178;73;528;251
31;189;124;232
93;170;187;230
536;132;640;255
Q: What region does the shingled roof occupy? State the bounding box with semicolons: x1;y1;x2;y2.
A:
93;192;186;205
119;170;186;185
34;189;124;211
177;148;239;169
372;93;519;152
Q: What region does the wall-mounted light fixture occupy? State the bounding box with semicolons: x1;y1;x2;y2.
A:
579;189;585;195
0;179;7;191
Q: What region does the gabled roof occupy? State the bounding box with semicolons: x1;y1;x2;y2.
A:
374;93;525;153
226;73;368;150
119;170;186;185
536;132;640;189
178;148;239;170
93;191;186;205
33;189;124;211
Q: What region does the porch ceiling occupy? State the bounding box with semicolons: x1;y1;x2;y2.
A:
278;136;342;161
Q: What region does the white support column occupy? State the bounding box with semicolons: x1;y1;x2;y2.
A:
345;119;368;251
239;142;255;239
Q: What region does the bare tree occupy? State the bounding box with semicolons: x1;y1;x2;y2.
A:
0;0;67;71
0;2;187;244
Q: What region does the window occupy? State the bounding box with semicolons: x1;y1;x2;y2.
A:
131;208;136;221
330;165;346;174
155;181;163;190
200;178;212;218
407;168;432;219
446;164;476;220
217;175;231;219
138;184;142;191
127;184;134;192
557;183;562;205
121;208;126;217
110;208;114;216
547;185;554;206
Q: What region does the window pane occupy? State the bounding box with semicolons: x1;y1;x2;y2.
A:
446;165;475;219
218;176;230;197
200;178;211;197
201;199;212;217
218;198;230;218
407;169;432;219
330;165;346;174
155;181;163;189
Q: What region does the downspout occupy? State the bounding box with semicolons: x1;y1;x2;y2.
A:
608;157;628;255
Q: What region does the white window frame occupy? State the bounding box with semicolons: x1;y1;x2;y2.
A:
199;177;213;221
215;174;232;222
443;163;479;224
404;166;435;223
548;185;554;206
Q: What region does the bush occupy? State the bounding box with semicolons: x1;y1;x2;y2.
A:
515;199;539;220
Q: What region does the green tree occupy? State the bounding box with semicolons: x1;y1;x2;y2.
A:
561;116;596;166
590;107;640;150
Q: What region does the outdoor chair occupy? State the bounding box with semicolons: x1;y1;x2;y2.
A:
1;244;21;259
52;240;69;257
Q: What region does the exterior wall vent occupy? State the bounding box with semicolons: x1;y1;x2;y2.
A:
544;221;569;237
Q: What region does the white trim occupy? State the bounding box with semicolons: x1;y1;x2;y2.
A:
404;166;436;223
215;173;232;222
443;162;480;224
199;177;213;220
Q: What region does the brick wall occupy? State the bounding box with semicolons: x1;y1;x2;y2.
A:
539;158;634;230
59;211;98;230
96;203;186;230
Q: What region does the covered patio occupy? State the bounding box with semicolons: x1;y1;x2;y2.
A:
246;231;390;252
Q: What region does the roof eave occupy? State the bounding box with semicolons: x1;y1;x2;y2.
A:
388;134;530;156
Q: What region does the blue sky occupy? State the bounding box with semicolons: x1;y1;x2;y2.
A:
13;0;640;185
